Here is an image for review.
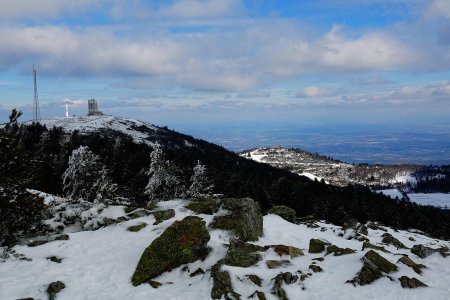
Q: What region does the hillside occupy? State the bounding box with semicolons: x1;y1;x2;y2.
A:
1;115;450;245
1;198;449;299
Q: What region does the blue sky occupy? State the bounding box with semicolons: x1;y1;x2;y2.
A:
1;0;450;128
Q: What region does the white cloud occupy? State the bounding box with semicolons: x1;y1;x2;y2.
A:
425;0;450;19
297;86;342;98
158;0;242;19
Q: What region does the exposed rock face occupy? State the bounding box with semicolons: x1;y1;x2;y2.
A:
267;205;297;223
308;239;328;253
397;256;427;275
362;242;390;253
354;250;398;285
186;199;221;215
265;245;304;258
220;239;264;268
127;222;147;232
399;276;428;288
210;198;263;242
411;244;439;259
131;216;210;286
152;209;175;225
211;264;241;300
326;245;356;256
47;281;65;300
381;233;407;249
266;260;291;269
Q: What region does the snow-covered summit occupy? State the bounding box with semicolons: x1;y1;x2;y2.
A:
32;115;160;145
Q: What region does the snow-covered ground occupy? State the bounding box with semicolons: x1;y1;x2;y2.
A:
299;172;329;184
33;116;159;146
378;189;450;208
1;200;449;300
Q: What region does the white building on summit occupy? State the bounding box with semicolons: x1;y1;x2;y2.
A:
88;99;104;116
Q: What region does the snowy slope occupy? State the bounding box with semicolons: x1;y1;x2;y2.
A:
32;116;160;145
1;200;449;300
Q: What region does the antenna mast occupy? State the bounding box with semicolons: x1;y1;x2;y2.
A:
32;64;41;122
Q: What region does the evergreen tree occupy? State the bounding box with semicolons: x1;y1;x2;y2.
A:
62;146;117;202
144;143;185;201
187;160;214;198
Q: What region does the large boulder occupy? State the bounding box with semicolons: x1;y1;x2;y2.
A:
210;198;263;241
411;244;439;259
353;250;398;285
308;239;329;253
186;199;221;215
267;205;297;223
131;216;210;286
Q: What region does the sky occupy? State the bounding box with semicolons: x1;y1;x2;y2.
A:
1;0;450;129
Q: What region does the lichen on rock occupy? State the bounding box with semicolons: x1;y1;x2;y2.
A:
267;205;297;223
381;233;407;249
220;238;264;268
127;222;147;232
186;199;221;215
210;198;263;241
326;245;356;256
131;216;210;286
47;281;65;300
152;209;175;225
352;250;398;285
211;264;241;300
308;239;329;253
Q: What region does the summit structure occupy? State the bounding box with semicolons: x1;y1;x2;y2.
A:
87;99;103;116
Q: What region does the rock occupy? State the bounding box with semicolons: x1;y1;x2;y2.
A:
211;264;241;300
381;233;407;249
309;265;323;273
210;198;263;242
357;224;368;236
326;245;356;256
411;244;439;259
362;242;390;253
265;245;304;258
149;280;162;288
399;276;428;288
249;290;266;300
153;209;175;225
127;209;152;219
127;222;147;232
266;260;291;269
124;206;139;213
47;256;63;263
221;239;264;268
300;274;309;281
190;268;205;277
117;216;128;222
246;274;263;287
312;257;324;262
271;273;296;300
186;199;221;214
354;250;398;285
54;234;69;241
131;216;210;286
267;205;296;223
27;240;48;247
16;298;34;300
47;281;65;300
308;239;329;253
397;256;427;275
409;237;416;241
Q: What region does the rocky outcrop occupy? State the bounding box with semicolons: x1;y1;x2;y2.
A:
127;222;147;232
411;244;443;259
265;245;304;258
353;250;398;285
220;239;264;268
267;205;297;223
308;239;329;253
399;276;427;288
271;272;298;300
210;198;263;242
326;245;356;256
397;256;426;275
47;281;65;300
211;264;241;300
131;216;210;286
381;233;407;249
362;242;390;253
309;265;323;273
266;260;291;269
186;199;221;215
152;209;175;225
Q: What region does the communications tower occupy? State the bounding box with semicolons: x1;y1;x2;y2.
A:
32;65;41;122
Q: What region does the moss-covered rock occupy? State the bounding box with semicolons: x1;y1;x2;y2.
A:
326;245;356;256
127;209;152;219
308;239;329;253
149;280;162;288
267;205;296;223
210;198;263;242
399;276;428;288
381;233;407;249
411;244;439;259
271;272;297;300
397;256;427;275
190;268;205;277
47;256;63;263
131;216;210;286
265;245;304;258
353;250;398;285
127;222;148;232
220;239;264;268
266;260;291;269
54;234;69;241
309;265;323;273
249;290;266;300
47;281;65;300
186;199;221;215
211;264;241;300
246;274;263;286
152;209;175;225
28;240;48;247
362;242;390;253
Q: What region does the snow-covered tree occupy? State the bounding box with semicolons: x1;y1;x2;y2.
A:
187;160;214;198
144;143;185;201
62;146;117;202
